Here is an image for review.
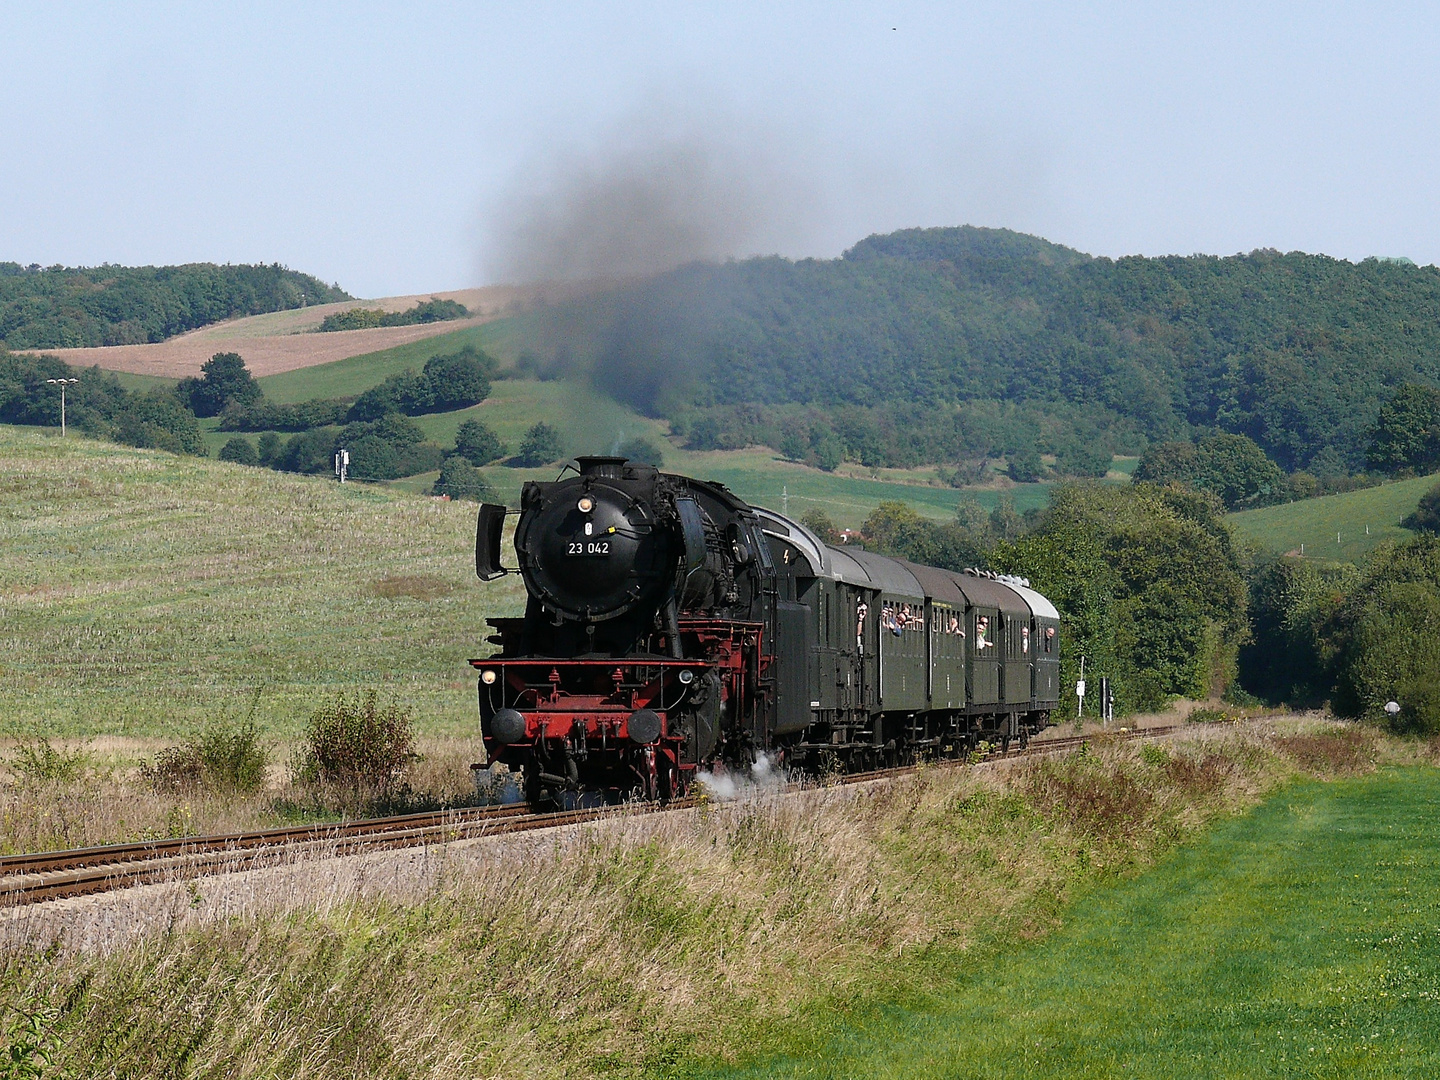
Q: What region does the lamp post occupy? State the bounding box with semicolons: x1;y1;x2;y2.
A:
46;377;78;436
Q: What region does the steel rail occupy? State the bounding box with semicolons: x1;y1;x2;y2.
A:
0;718;1251;907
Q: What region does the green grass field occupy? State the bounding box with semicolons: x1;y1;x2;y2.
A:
1228;473;1439;562
718;765;1440;1079
0;427;526;739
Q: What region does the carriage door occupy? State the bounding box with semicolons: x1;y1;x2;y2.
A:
926;602;936;700
1027;616;1038;705
834;583;856;711
773;600;814;735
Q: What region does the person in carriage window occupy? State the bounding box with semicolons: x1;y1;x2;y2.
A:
976;616;990;649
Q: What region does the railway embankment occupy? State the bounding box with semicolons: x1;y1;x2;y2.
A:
2;717;1428;1079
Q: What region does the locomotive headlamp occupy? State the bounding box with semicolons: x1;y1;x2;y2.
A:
480;669;498;685
577;496;595;513
677;669;695;685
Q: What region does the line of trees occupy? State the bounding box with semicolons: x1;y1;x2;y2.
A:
0;262;349;349
512;225;1440;480
1;350;204;454
839;464;1440;734
846;481;1249;716
673;397;1134;477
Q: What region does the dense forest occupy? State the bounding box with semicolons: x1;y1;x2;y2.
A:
519;226;1440;475
0;262;349;349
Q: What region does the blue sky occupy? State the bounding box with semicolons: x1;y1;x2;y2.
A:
3;2;1439;296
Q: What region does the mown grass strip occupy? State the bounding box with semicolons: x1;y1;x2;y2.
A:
710;767;1440;1079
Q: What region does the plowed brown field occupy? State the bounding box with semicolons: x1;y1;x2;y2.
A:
15;283;581;379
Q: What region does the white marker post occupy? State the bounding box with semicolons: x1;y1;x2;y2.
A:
1076;655;1086;719
46;377;78;436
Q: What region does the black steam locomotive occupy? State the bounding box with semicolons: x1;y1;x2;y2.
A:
472;457;1060;803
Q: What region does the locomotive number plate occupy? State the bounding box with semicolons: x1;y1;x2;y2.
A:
566;541;612;557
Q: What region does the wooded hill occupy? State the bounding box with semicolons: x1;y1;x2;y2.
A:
529;226;1440;474
0;262;350;349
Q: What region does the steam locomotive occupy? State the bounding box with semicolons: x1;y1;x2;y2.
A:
471;457;1060;803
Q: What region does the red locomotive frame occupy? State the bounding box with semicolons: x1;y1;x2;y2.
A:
473;618;769;800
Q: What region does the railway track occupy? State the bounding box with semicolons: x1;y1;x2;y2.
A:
0;720;1220;907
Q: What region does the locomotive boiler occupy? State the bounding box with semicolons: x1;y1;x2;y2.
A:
472;456;1060;803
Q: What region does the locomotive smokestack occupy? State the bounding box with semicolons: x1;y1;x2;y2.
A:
576;456;628;478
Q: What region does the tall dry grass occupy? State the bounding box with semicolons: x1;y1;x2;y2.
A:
1;719;1422;1079
0;733;489;854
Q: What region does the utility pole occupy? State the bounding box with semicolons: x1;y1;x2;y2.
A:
46;377;78;436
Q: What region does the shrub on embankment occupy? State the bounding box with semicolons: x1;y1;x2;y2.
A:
1244;535;1440;735
0;721;1421;1080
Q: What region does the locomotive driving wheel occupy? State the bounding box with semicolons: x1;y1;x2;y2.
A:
639;747;659;802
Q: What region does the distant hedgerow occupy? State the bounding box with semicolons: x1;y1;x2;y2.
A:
317;298;468;333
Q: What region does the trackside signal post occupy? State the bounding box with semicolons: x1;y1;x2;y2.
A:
334;448;349;483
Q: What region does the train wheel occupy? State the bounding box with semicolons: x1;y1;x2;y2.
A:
524;765;555;810
659;756;683;803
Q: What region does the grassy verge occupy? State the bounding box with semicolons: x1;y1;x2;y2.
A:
717;744;1440;1078
1;721;1421;1078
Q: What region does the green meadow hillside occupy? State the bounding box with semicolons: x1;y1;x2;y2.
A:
1228;471;1439;562
0;426;525;739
